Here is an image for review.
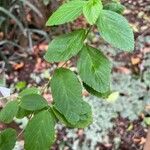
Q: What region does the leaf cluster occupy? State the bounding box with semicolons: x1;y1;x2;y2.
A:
0;0;135;149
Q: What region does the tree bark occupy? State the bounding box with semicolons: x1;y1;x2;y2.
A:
144;128;150;150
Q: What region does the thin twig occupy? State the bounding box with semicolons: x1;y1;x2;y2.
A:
17;115;32;139
0;94;18;101
0;7;26;35
59;61;68;68
41;78;51;94
20;0;43;18
0;40;25;51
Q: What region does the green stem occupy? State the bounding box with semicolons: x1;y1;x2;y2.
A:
84;26;93;40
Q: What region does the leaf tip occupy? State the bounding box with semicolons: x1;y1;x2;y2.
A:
45;20;52;26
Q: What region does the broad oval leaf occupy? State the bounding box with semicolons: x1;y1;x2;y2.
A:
83;82;111;98
104;2;126;14
75;100;92;128
0;128;17;150
20;94;48;111
44;29;86;63
77;45;111;93
52;100;92;128
16;107;33;119
18;89;41;118
83;0;103;25
24;110;55;150
51;68;84;125
96;10;134;51
46;0;86;26
19;87;39;97
0;100;18;123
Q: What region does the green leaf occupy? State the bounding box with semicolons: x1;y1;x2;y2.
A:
20;94;48;111
51;68;92;127
52;100;92;128
51;68;83;125
16;107;33;119
106;91;119;102
127;123;133;131
0;128;17;150
46;0;86;26
17;88;40;118
84;82;119;102
83;82;111;98
24;110;55;150
44;29;86;63
77;45;111;93
0;101;18;123
19;87;39;97
144;117;150;126
83;0;103;25
104;2;126;14
15;81;26;91
51;106;72;126
96;10;134;51
75;101;92;128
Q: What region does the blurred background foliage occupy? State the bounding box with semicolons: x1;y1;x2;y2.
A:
0;0;150;149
